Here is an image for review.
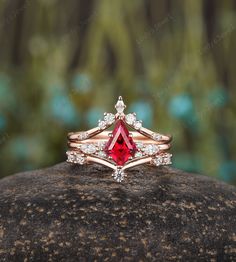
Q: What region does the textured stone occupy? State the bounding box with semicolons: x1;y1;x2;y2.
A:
0;162;236;261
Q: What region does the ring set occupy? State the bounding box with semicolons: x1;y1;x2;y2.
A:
67;96;172;182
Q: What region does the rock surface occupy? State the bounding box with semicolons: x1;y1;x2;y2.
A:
0;162;236;261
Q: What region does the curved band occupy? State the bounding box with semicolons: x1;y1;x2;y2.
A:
68;130;171;143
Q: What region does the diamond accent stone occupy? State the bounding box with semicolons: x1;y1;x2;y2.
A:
136;142;144;149
67;152;76;163
143;144;159;155
125;113;136;125
135;151;143;158
133;120;142;130
80;144;97;154
66;152;85;164
152;153;172;166
115;96;126;114
153;155;163;166
105;120;137;166
75;154;85;164
78;132;88;140
104;113;115;125
97;141;106;150
98;120;107;130
97;151;107;158
112;168;126;182
152;133;162;141
162;153;172;165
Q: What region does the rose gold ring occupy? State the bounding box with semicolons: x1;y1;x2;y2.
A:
66;96;172;182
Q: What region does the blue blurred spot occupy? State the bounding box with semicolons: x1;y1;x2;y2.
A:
168;94;198;131
129;101;153;128
86;108;104;128
169;94;194;120
10;137;29;159
208;87;228;108
0;115;7;130
72;73;92;94
50;94;79;126
219;161;236;183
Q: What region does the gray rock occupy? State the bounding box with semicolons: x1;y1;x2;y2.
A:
0;162;236;261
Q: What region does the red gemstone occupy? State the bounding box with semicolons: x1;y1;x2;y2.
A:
105;120;137;166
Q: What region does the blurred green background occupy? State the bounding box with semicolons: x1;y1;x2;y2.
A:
0;0;235;184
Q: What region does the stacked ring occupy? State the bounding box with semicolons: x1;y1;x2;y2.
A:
67;96;172;182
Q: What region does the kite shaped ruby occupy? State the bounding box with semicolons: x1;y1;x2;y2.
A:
105;120;137;166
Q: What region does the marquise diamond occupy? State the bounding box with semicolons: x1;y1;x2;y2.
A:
115;96;126;114
80;144;97;154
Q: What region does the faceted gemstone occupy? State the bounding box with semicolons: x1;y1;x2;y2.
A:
112;168;126;182
80;144;97;154
152;132;162;141
78;132;88;140
143;144;159;155
125;113;136;125
105;120;137;166
98;120;107;130
115;96;126;113
66;152;85;164
104;113;115;125
133;120;142;130
153;155;163;166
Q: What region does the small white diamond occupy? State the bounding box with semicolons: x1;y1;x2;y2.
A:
98;120;107;130
66;152;85;164
162;153;172;165
152;153;172;166
125;113;136;125
75;154;85;164
153;155;163;166
80;144;97;154
152;133;162;141
78;132;88;140
135;151;143;158
136;142;144;149
104;113;115;125
97;151;107;158
67;152;76;163
112;169;126;182
143;144;159;155
97;141;106;150
133;120;142;130
115;96;126;114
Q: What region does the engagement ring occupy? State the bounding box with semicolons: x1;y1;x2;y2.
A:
67;96;172;182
